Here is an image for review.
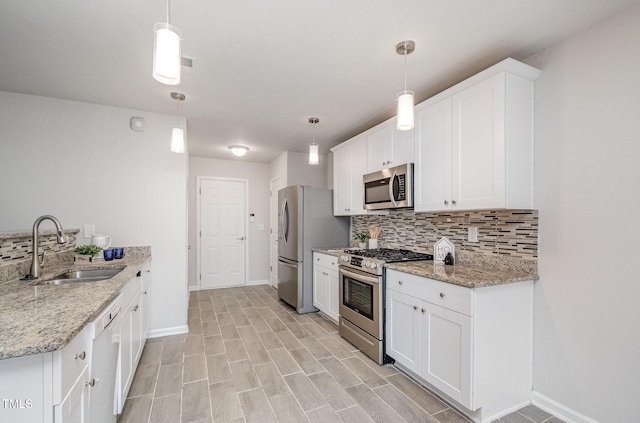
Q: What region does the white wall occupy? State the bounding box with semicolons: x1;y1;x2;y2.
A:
188;157;270;288
0;91;188;336
526;5;640;422
269;151;329;189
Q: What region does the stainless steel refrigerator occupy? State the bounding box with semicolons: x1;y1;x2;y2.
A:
277;185;349;313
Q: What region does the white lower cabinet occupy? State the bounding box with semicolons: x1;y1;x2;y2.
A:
312;252;340;323
385;269;533;423
54;366;89;423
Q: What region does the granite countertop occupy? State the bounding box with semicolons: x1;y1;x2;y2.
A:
312;247;350;257
384;261;538;288
0;252;151;360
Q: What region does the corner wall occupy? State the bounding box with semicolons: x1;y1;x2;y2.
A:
0;91;188;336
525;5;640;422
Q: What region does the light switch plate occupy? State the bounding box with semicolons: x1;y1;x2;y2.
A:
83;224;95;239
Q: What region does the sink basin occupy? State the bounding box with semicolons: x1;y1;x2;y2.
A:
40;267;124;285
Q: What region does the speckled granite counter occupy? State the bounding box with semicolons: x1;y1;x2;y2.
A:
384;261;538;288
311;247;350;257
0;251;151;360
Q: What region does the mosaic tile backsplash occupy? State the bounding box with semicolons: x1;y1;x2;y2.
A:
352;209;538;268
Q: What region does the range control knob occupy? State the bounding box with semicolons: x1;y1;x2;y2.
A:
370;262;378;269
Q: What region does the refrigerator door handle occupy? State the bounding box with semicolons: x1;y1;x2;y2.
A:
278;257;298;268
282;198;289;244
278;199;285;241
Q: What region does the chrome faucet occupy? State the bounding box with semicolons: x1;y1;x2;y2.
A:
29;215;67;279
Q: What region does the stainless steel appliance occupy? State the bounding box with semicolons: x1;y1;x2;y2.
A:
363;163;414;210
338;248;433;364
278;185;349;313
88;294;122;423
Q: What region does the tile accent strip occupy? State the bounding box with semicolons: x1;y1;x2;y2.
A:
352;209;538;267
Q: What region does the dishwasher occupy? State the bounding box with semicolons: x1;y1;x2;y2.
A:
88;294;122;423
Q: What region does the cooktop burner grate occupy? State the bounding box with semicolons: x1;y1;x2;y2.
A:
343;248;433;263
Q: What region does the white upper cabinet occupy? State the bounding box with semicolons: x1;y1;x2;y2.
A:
415;58;540;212
366;122;415;173
332;137;368;215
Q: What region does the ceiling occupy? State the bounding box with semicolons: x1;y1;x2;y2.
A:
1;0;638;163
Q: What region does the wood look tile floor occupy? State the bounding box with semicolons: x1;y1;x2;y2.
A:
119;285;562;423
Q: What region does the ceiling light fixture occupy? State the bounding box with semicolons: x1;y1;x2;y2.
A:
396;40;415;131
170;92;185;153
153;0;182;85
228;145;249;157
308;117;320;166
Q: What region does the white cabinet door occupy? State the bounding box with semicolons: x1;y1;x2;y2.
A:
452;73;506;210
131;291;143;365
54;366;89;423
333;137;367;216
422;303;472;408
415;98;452;212
392;126;415;167
366;124;393;172
312;264;328;312
327;269;340;323
385;289;421;373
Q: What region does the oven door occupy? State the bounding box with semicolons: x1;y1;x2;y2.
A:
338;266;382;339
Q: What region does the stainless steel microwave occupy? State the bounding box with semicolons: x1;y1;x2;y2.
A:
363;163;413;210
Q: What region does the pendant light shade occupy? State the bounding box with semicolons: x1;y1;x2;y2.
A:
308;117;319;165
397;90;415;130
396;40;415;131
170;92;186;153
171;127;185;153
153;0;182;85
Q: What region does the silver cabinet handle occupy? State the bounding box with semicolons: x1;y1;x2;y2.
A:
452;200;457;205
237;236;245;240
398;280;403;285
86;378;96;387
444;200;449;205
75;351;86;360
421;308;426;313
133;304;139;312
413;305;418;310
439;292;445;298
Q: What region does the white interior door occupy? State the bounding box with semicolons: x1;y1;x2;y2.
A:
270;177;282;288
199;178;247;289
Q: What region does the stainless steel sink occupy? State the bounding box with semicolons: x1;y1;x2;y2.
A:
40;267;124;285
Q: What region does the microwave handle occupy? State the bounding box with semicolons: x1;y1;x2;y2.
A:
389;170;398;207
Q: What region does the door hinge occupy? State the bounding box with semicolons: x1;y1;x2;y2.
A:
270;265;272;271
199;230;201;237
199;273;201;280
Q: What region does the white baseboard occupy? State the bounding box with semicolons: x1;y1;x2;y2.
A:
148;325;189;339
531;391;600;423
188;284;198;291
247;279;270;286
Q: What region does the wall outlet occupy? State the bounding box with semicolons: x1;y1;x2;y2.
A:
83;224;95;239
468;226;478;243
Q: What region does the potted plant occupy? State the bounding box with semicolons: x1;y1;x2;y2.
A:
354;232;370;249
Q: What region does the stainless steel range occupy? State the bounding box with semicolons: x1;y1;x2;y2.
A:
338;248;433;364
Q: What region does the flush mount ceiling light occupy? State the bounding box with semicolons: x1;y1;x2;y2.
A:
153;0;182;85
228;145;249;157
170;92;185;153
308;117;319;166
396;40;415;131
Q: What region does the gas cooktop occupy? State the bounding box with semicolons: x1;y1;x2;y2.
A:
343;248;433;263
339;248;433;276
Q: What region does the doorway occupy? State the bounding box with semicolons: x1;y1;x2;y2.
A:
197;177;248;289
269;177;282;288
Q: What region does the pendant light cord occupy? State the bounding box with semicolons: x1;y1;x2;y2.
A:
403;42;408;93
166;0;171;25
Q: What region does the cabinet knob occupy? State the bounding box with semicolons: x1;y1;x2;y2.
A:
444;200;449;205
421;308;426;313
75;351;86;360
439;292;445;298
452;200;457;205
413;305;418;310
133;304;139;312
143;291;148;295
398;280;403;285
86;378;96;387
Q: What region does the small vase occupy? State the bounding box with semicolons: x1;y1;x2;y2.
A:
369;239;378;249
358;242;367;249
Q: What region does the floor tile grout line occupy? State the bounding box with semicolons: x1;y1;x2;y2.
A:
197;306;217;423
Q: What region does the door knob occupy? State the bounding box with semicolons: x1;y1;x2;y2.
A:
237;236;245;240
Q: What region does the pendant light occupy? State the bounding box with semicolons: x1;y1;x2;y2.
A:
396;40;415;131
153;0;182;85
308;117;320;165
170;92;185;153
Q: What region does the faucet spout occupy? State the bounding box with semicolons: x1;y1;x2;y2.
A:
29;215;67;279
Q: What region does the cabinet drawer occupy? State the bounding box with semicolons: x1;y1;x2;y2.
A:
53;325;91;403
386;269;472;316
314;253;338;270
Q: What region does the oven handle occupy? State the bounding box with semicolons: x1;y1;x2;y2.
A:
339;267;380;285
